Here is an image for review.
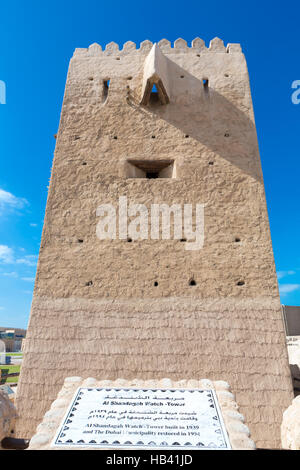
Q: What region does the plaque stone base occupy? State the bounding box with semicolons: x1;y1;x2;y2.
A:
28;378;255;450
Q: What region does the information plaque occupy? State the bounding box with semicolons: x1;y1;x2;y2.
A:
52;387;231;449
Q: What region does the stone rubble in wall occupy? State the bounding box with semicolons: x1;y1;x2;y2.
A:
281;395;300;450
74;38;242;57
0;390;17;450
28;377;255;450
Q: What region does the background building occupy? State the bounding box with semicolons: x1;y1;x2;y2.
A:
282;305;300;397
0;328;26;353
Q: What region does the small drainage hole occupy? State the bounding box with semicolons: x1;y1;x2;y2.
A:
127;238;132;243
237;281;245;286
235;238;241;243
154;281;158;287
189;279;196;286
85;281;93;287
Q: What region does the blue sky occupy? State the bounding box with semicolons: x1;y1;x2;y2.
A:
0;0;299;328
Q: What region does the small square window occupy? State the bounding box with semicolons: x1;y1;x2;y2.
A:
124;160;175;179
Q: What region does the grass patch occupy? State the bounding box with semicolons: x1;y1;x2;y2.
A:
0;365;21;384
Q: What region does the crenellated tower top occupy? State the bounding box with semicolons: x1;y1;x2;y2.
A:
73;37;242;57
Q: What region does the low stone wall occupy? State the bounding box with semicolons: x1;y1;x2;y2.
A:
281;395;300;450
0;390;17;449
28;377;256;450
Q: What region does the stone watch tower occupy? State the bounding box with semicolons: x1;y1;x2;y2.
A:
16;37;293;448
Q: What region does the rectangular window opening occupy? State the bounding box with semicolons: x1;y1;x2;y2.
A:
103;79;110;102
124;160;176;179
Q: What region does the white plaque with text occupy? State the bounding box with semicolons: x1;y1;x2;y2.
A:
52;388;231;449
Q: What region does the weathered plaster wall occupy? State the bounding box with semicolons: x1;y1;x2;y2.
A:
16;38;293;448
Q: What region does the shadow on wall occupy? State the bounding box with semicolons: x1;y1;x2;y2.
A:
127;55;262;183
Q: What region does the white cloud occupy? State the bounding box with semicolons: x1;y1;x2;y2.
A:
16;254;38;267
30;223;37;227
0;245;14;263
277;270;296;280
21;277;35;282
0;188;28;214
0;307;4;310
2;272;18;278
0;246;38;269
279;284;300;295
